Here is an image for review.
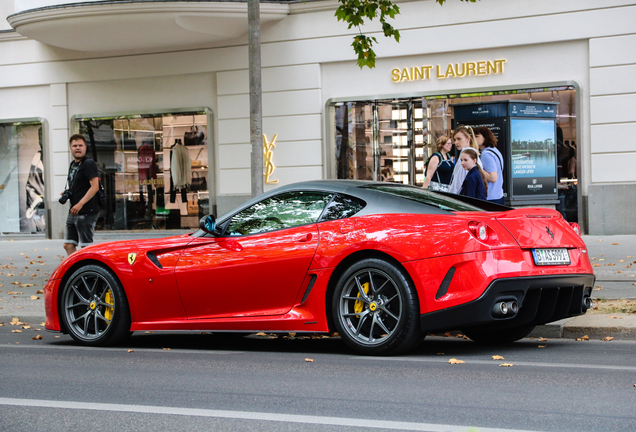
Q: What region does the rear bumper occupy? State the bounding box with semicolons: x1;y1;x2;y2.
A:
420;274;595;333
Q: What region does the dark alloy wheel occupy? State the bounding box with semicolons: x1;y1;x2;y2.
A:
332;258;421;355
61;264;131;346
462;324;536;344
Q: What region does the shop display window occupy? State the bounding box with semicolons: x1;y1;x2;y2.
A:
0;122;45;234
331;86;578;222
334;100;425;185
74;112;210;231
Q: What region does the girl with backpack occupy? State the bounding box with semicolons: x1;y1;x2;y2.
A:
423;135;454;191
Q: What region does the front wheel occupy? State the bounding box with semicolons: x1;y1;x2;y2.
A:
332;258;421;355
462;325;536;344
61;264;131;346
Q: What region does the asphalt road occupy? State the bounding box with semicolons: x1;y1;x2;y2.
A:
1;327;635;432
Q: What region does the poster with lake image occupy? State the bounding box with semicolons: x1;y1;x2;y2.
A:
510;118;557;198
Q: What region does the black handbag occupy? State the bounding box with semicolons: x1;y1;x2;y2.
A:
183;125;205;146
191;171;207;192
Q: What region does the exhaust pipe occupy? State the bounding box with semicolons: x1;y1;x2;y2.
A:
492;300;519;318
506;301;519;314
582;297;593;311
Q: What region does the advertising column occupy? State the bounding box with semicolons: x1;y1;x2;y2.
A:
509;102;558;204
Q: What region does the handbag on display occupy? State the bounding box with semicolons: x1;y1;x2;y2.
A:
187;195;199;215
191;148;204;167
183;125;205;146
191;171;207;192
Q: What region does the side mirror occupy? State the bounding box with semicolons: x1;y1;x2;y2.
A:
199;215;219;236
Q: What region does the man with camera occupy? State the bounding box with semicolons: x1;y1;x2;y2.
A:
61;134;100;256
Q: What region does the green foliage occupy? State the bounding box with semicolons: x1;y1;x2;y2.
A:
336;0;478;69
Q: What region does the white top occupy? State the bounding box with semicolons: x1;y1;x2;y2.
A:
171;143;192;189
448;148;483;194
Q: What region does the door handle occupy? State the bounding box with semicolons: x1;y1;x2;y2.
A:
297;233;313;243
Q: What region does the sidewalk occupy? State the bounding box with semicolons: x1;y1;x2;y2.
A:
1;233;635;339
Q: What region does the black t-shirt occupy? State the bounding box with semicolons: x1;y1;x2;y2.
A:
68;157;100;215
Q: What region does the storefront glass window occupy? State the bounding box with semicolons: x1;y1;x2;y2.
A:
334;100;425;185
0;122;45;233
74;112;210;231
331;86;578;222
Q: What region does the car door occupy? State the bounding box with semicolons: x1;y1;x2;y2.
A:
175;191;332;319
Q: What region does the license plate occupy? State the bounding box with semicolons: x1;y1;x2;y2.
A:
532;248;571;266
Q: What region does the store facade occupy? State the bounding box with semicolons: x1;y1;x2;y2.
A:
1;0;635;236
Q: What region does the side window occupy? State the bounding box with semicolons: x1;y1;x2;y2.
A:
226;191;333;236
320;194;366;221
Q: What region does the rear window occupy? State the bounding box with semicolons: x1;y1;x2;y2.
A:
362;184;483;212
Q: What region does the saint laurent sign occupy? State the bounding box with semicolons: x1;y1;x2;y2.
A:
391;59;506;82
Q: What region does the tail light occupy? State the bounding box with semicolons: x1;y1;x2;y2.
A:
468;221;499;244
569;222;581;236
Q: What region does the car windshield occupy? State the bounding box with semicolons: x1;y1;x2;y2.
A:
362;184;484;212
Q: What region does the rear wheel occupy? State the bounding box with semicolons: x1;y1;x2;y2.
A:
332;258;420;355
462;325;536;344
61;264;131;346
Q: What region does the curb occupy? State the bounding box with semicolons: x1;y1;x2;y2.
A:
530;314;636;340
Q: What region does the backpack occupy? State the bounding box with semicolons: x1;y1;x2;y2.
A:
97;178;106;209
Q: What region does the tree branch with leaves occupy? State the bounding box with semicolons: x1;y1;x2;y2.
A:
335;0;478;69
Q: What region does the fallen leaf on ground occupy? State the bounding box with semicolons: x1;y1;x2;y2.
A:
619;260;625;263
163;348;171;350
21;325;31;329
609;316;623;319
538;345;547;348
255;332;267;336
11;330;22;333
30;295;39;300
611;242;621;245
598;239;603;242
499;363;514;367
576;335;590;341
127;350;134;353
305;358;314;362
539;337;548;342
36;290;43;294
492;355;505;360
448;358;465;364
603;337;614;341
288;332;297;338
10;317;22;326
32;335;42;340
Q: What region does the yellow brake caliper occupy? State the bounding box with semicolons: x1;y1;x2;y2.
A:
354;282;370;316
104;289;114;322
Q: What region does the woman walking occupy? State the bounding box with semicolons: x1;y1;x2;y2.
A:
448;125;482;194
423;135;454;191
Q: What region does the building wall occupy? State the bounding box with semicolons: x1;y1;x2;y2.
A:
1;0;635;234
588;33;636;234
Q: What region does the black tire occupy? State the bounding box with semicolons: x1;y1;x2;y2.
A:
60;264;131;346
462;325;536;344
332;258;421;355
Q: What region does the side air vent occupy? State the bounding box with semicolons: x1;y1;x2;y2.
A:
301;274;317;303
435;267;456;300
146;252;163;269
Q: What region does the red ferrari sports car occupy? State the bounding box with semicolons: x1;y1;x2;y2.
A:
44;180;594;355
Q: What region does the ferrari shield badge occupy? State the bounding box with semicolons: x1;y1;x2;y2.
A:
128;253;137;265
